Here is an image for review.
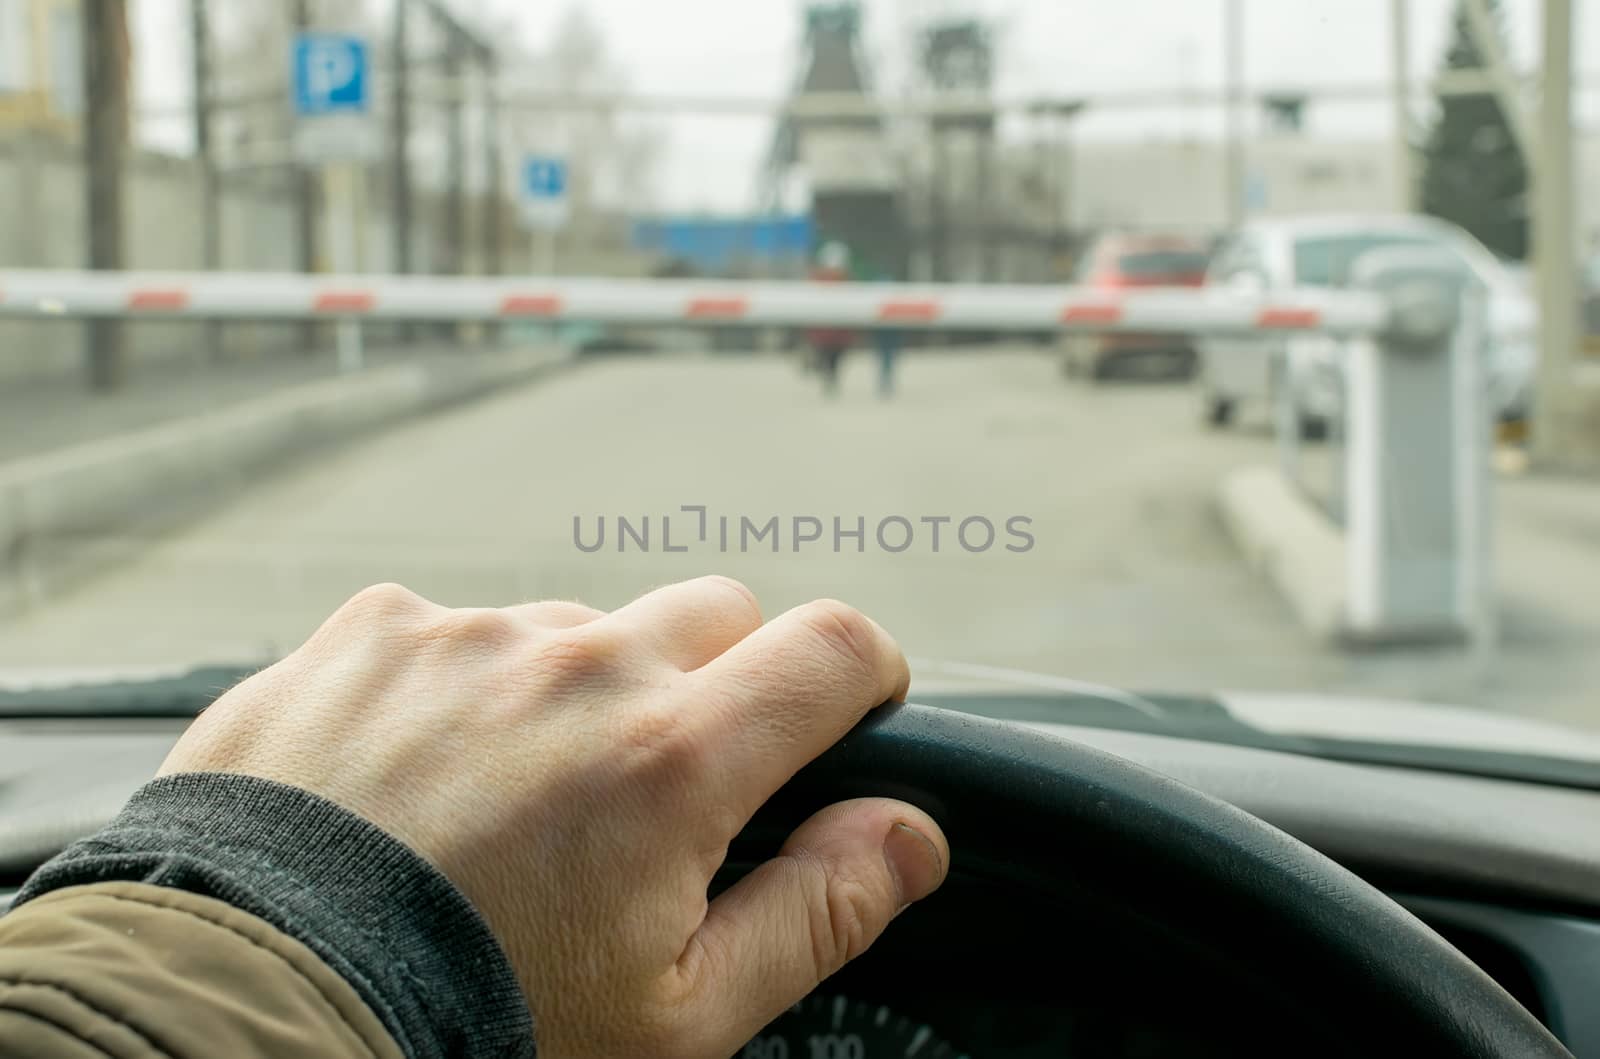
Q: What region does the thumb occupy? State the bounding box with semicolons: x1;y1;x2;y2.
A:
677;798;948;1056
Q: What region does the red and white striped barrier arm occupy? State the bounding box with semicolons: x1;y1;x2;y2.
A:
0;271;1390;336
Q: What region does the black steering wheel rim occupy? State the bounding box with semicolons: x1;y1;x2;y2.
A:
738;703;1571;1058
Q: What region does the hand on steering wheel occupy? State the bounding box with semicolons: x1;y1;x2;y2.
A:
160;576;948;1059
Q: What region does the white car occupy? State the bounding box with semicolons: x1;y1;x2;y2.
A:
1198;214;1536;435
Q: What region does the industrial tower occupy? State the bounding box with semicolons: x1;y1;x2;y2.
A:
761;2;910;280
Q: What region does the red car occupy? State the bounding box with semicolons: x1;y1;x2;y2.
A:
1061;234;1211;380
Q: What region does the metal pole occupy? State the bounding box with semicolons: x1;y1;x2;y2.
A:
1389;0;1413;211
1032;109;1059;278
1531;0;1577;466
483;52;504;342
390;0;412;277
442;31;466;338
390;0;414;344
1057;109;1073;274
385;72;1569;118
930;120;949;281
1222;0;1245;225
976;121;993;280
191;0;222;359
484;55;504;278
328;164;364;372
82;0;128;391
291;0;319;354
540;227;557;275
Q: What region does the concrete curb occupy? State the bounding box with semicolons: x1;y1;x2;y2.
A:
0;346;575;614
1217;464;1347;643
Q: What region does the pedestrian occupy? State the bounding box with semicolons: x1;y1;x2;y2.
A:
875;327;901;398
869;260;903;399
818;339;846;397
806;242;856;398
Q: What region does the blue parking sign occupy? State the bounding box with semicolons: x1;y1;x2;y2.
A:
523;157;567;200
521;156;569;230
292;34;369;116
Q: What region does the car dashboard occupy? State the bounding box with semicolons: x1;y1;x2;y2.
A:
2;713;1598;1058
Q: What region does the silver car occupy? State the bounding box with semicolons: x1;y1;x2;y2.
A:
1198;214;1536;436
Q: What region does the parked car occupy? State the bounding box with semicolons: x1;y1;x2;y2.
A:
1061;233;1210;380
1198;214;1536;435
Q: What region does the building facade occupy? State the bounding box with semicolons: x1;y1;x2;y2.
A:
0;0;88;137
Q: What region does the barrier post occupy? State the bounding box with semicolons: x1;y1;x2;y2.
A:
326;164;365;373
1343;246;1491;646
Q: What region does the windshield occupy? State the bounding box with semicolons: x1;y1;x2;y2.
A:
1293;233;1441;286
1;0;1596;778
1117;251;1211;277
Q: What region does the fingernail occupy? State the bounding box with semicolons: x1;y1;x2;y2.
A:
883;822;944;908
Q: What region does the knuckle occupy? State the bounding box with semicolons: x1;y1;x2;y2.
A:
698;575;761;622
428;607;519;647
827;876;879;965
526;600;603;626
341;582;426;622
530;624;629;683
797;598;880;675
617;700;705;777
804;857;882;976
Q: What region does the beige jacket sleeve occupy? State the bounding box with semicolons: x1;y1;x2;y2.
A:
0;881;404;1059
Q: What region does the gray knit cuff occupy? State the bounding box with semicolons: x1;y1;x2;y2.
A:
10;771;535;1059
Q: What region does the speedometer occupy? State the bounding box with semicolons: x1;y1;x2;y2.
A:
738;994;965;1059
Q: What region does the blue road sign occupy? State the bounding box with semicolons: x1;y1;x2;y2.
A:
292;34;369;117
522;156;568;201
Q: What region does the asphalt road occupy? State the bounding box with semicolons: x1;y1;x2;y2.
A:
1;347;1596;727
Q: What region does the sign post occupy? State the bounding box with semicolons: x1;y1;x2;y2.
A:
520;155;569;275
291;32;376;372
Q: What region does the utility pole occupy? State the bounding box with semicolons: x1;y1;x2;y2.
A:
1055;107;1074;275
483;52;504;280
1389;0;1412;210
976;126;994;280
1532;0;1577;466
441;30;466;338
82;0;128;391
483;51;504;343
390;0;414;342
1222;0;1245;225
1029;107;1055;278
291;0;318;353
190;0;222;358
391;0;412;277
929;123;949;281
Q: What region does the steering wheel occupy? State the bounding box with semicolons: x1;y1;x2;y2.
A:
736;704;1572;1058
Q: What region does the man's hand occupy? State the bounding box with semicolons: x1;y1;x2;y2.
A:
158;576;948;1058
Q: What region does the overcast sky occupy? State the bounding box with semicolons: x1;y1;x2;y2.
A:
133;0;1592;211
